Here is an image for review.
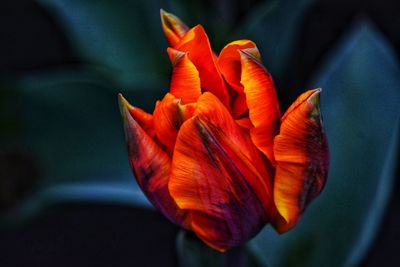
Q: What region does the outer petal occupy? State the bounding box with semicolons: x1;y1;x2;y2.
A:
169;92;274;251
272;89;329;232
118;94;188;227
176;25;230;107
160;9;189;47
167;48;201;104
240;49;281;164
118;94;154;138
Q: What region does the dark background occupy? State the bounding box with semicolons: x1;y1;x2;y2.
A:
0;0;399;266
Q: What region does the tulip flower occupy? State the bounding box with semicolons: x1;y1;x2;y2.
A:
118;10;328;252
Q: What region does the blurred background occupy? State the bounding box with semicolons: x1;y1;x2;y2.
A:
0;0;399;266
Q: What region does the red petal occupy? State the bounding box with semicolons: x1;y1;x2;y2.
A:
153;93;196;154
217;40;258;92
118;93;154;138
167;48;201;104
176;25;230;107
118;94;188;227
272;89;329;232
240;49;281;163
169;92;274;251
152;93;180;154
217;40;258;118
160;9;189;47
235;117;253;130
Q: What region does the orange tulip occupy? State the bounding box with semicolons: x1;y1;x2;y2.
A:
119;10;328;252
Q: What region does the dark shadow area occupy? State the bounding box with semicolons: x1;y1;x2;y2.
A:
279;0;400;107
0;149;39;213
360;158;400;267
0;0;78;78
0;204;179;267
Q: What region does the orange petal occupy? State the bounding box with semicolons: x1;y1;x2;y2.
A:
176;25;230;107
118;94;188;227
229;89;248;119
118;93;154;138
152;93;181;154
217;41;261;118
169;92;274;251
217;40;258;92
152;93;196;154
240;49;281;163
272;89;329;232
167;48;201;104
160;9;189;47
235;117;253;130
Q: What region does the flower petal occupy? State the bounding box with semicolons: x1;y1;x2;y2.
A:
167;48;201;104
160;9;189;47
217;40;258;92
240;49;281;163
272;89;329;232
176;25;230;107
217;40;259;118
169;92;274;251
118;94;188;227
118;93;154;138
152;93;180;154
153;93;196;154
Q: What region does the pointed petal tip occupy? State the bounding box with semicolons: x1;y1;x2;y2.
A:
309;88;322;100
118;93;135;123
118;93;128;115
238;47;262;62
306;89;323;118
238;48;252;59
160;9;189;47
117;92;126;104
309;88;321;104
159;8;169;22
167;47;186;65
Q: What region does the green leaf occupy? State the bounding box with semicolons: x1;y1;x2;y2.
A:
13;70;125;184
1;68;170;222
36;0;175;89
249;20;400;267
9;69;163;204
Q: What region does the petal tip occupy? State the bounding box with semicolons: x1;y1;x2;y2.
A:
160;9;189;47
167;47;186;65
238;47;262;62
118;93;136;124
309;88;321;103
238;48;251;59
118;93;128;116
159;8;170;23
307;89;323;118
160;9;175;27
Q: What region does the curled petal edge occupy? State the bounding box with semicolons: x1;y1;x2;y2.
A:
272;89;329;233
